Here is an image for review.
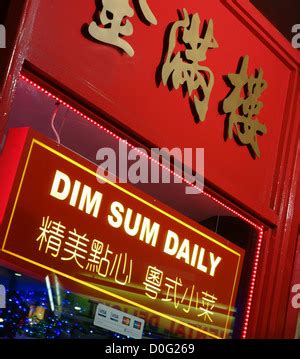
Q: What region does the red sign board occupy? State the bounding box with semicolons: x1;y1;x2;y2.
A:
0;128;244;339
24;0;299;220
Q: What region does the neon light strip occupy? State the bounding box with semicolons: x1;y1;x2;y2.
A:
54;275;61;306
19;74;264;338
45;275;54;312
241;227;263;338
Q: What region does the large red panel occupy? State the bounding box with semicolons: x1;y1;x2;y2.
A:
24;0;297;218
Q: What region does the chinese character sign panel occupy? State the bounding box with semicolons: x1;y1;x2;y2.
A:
1;134;244;339
26;0;294;217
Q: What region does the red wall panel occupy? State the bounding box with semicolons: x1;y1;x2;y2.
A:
22;0;299;220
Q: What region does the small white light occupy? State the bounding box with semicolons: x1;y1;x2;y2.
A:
14;273;22;277
74;306;81;311
0;318;4;322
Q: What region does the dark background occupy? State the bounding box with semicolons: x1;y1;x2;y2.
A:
251;0;300;42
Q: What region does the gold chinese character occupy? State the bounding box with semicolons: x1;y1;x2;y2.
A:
110;252;133;286
86;239;104;272
97;244;114;277
222;55;268;158
161;8;218;122
61;229;89;269
197;291;217;322
36;216;51;251
88;0;157;57
36;216;65;258
181;285;196;314
138;0;157;25
162;276;183;309
143;266;164;299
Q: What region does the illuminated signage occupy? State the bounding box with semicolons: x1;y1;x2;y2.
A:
0;129;244;339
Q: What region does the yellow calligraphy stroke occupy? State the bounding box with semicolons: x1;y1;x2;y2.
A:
2;138;243;339
139;0;157;25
